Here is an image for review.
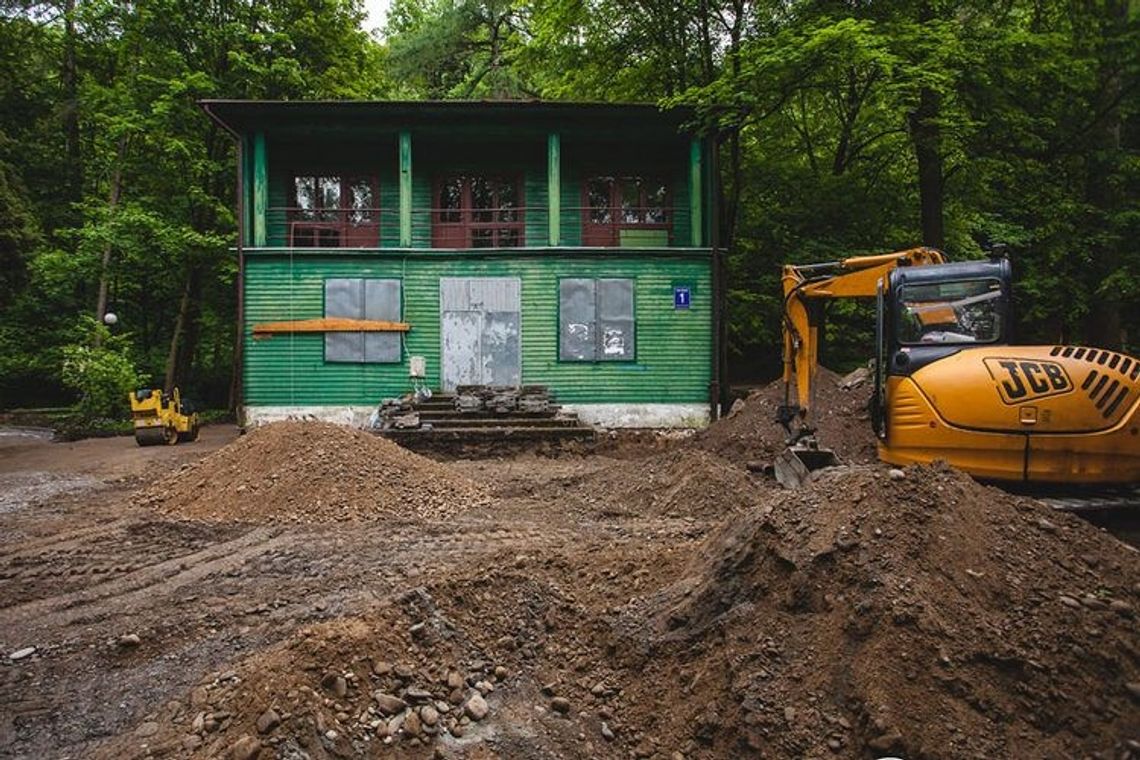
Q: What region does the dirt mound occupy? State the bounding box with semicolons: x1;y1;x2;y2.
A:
540;448;772;520
696;367;878;466
141;422;489;523
614;463;1140;758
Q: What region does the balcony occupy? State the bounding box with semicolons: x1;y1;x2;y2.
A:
260;203;699;251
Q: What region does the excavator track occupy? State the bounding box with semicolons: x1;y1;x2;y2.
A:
1038;489;1140;513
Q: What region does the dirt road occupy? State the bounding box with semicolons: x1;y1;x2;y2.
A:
1;423;1137;760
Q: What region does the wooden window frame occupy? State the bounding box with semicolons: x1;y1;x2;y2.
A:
289;173;380;248
432;173;526;249
581;175;671;248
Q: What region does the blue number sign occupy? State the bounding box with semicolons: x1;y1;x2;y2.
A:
674;286;691;310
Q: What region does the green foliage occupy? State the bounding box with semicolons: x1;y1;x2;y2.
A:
59;317;144;421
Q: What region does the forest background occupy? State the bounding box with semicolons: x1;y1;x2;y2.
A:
0;0;1136;420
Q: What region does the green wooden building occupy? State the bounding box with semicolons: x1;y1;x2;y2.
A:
202;101;720;428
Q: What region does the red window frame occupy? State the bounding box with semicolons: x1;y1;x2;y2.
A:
289;174;380;248
581;175;671;247
432;174;525;248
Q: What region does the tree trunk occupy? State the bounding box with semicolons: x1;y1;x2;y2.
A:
908;86;944;249
163;268;201;393
62;0;81;210
94;135;129;345
1082;0;1126;350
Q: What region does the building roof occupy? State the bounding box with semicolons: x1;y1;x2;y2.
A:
199;99;698;139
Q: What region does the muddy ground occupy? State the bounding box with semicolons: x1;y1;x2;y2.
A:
1;418;1137;760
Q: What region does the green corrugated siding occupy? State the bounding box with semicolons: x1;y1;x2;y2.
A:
243;252;711;406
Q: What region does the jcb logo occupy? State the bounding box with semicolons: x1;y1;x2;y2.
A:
983;358;1073;404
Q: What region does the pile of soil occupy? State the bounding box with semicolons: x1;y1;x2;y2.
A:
613;463;1140;758
141;422;489;524
696;367;878;467
540;449;772;520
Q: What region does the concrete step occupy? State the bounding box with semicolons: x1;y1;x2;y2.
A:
416;408;567;420
383;426;595;442
414;416;583;429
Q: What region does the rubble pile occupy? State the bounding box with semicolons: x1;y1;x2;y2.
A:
695;366;879;466
371;394;420;431
140;422;488;523
544;448;774;519
612;463;1140;758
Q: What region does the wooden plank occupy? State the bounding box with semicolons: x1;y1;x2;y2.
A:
252;318;411;338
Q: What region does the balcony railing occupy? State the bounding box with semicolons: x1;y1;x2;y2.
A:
263;205;698;249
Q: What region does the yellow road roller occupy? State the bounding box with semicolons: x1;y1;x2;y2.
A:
128;388;199;446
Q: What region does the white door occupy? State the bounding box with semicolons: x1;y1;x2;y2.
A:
440;278;521;391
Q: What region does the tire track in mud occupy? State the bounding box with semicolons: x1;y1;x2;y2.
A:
0;525;290;632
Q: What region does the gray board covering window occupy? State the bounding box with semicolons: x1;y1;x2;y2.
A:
324;278;401;363
559;278;635;361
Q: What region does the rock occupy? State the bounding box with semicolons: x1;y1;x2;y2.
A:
888;468;906;481
421;705;439;726
321;673;347;698
446;670;464;690
1058;595;1081;609
409;622;427;640
551;697;571;714
229;735;262;760
494;665;509;681
404;711;422;736
1036;518;1059;534
839;366;871;390
394;663;415;680
727;398;746;418
405;687;433;703
1109;600;1134;617
256;708;280;734
475;679;494;695
118;634;142;648
601;722;615;741
192;713;205;733
135;721;159;737
374;692;407;716
868;731;902;752
1126;682;1140;702
189;686;210;707
182;734;203;750
373;660;392;676
464;693;489;721
8;647;36;661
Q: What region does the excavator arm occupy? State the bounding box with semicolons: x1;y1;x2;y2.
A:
780;247;946;441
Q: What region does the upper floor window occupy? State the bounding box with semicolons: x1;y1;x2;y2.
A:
433;175;524;248
291;175;378;247
583;176;669;247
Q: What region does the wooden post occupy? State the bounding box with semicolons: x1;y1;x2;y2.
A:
547;133;561;246
689;138;702;247
252;132;267;248
399;131;413;247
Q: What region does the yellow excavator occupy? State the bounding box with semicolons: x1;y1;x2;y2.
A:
129;388;199;446
778;247;1140;490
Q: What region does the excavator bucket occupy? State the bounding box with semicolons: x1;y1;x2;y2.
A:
773;444;840;488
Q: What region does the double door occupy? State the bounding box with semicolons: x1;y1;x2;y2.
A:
440;277;521;391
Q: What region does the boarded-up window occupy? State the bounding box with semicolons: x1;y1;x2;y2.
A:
324;278;401;363
559;278;635;361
